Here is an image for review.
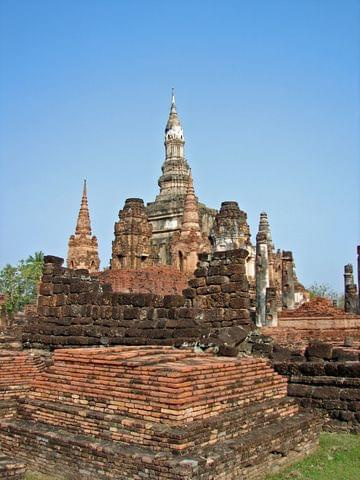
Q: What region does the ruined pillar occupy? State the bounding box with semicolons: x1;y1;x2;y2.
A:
344;264;359;314
255;213;270;326
111;198;156;269
282;251;295;310
265;287;278;326
344;264;354;288
357;246;360;312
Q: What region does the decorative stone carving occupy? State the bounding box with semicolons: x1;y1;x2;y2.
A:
111;198;157;269
170;173;211;274
210;201;250;251
147;92;216;264
67;180;100;273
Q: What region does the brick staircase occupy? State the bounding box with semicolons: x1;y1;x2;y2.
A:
0;346;322;479
0;334;22;351
0;455;25;479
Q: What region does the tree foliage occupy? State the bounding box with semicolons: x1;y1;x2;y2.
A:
308;281;339;302
0;252;44;315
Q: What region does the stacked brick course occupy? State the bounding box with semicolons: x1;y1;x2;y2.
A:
0;346;321;479
0;351;46;413
99;266;188;295
22;250;252;353
262;297;360;346
0;455;25;479
252;340;360;433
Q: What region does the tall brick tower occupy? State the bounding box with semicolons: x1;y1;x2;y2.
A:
67;180;100;273
147;91;216;264
170;172;211;273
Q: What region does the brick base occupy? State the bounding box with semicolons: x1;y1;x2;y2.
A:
0;346;322;479
0;455;25;479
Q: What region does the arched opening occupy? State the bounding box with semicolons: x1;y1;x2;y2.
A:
70;261;74;269
178;251;184;272
118;255;125;268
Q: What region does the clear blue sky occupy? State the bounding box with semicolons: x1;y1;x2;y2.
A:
0;0;359;293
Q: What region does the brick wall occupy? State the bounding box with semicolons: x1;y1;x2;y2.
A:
261;317;360;347
0;346;322;479
22;250;252;352
99;266;188;295
252;339;360;433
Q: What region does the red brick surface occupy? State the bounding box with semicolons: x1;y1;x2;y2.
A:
99;266;188;295
0;346;322;479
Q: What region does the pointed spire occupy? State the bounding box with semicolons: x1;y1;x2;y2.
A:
165;88;182;135
75;179;92;236
171;87;176;112
180;171;201;233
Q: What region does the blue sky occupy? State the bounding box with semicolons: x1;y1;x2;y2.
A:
0;0;359;293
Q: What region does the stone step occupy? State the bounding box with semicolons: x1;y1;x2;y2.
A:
0;335;22;351
0;453;26;479
18;396;299;452
0;412;321;480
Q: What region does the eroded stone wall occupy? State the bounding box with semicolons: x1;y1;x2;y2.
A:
22;250;252;351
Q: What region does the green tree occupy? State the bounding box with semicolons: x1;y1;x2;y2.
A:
308;281;342;304
0;252;44;315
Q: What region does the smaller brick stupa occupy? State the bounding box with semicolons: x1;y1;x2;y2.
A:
170;172;211;273
67;180;100;273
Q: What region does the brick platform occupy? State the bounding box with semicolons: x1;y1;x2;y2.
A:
0;346;322;479
0;455;25;479
262;316;360;346
273;341;360;433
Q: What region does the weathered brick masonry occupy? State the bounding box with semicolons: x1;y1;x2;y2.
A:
99;266;188;295
23;250;252;353
0;249;324;479
250;337;360;433
264;297;360;346
0;347;322;480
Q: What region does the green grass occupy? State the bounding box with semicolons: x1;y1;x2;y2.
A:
266;433;360;480
24;433;360;480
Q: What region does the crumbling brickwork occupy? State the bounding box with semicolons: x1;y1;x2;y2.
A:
0;455;25;479
111;198;157;269
0;346;322;480
99;266;188;295
23;250;252;352
170;174;211;274
272;341;360;433
262;297;360;345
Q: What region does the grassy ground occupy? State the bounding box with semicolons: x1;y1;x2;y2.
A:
25;433;360;480
265;433;360;480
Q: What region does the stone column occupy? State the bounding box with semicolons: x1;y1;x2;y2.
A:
357;246;360;312
265;287;278;326
344;264;354;288
255;231;269;327
344;264;358;314
282;251;295;310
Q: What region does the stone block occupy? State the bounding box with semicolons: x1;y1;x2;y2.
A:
44;255;64;265
306;341;333;360
163;295;185;308
206;275;229;285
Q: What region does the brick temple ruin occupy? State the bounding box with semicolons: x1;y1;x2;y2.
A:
0;94;359;479
67;93;309;327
